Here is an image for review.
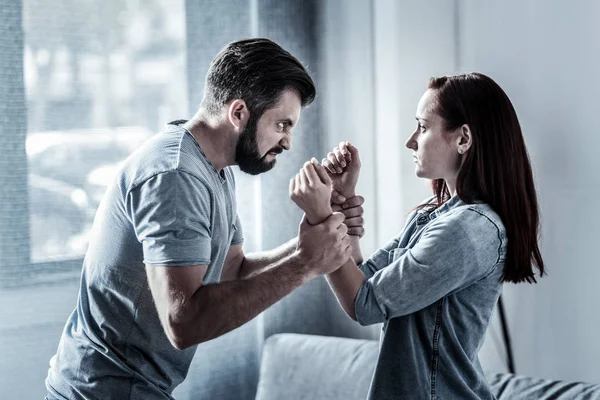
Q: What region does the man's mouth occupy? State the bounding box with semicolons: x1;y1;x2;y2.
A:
267;148;284;157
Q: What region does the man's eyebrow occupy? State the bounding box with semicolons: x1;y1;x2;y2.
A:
279;118;295;126
415;117;429;122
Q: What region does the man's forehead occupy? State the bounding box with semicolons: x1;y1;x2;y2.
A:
265;96;301;122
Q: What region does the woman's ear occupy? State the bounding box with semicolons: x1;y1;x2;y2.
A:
457;124;472;154
227;99;250;131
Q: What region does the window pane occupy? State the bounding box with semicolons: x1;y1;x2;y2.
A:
23;0;188;263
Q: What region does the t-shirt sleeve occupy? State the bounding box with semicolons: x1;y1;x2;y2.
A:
127;170;213;266
231;214;244;245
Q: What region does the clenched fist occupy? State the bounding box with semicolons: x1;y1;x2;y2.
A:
290;158;334;225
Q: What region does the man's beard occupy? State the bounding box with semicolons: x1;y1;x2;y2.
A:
235;115;283;175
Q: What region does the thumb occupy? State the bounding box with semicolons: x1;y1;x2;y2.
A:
329;211;346;226
330;189;346;205
346;142;361;165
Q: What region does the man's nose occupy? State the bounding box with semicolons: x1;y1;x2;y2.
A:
280;135;291;151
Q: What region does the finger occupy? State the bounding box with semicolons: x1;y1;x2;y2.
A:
337;224;348;240
345;141;361;165
343;216;364;227
327;152;342;173
342;195;365;209
341;205;363;218
322;157;336;175
289;176;295;196
339;141;352;163
295;174;301;192
333;147;346;168
341;235;351;249
332;203;343;212
303;161;318;186
311;158;332;185
347;227;365;237
344;243;353;259
299;168;308;188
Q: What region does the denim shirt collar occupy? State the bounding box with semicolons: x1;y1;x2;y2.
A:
417;195;464;225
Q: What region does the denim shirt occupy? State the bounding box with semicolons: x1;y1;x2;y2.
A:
355;195;506;400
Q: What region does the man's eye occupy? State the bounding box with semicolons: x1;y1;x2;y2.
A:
277;122;288;131
418;124;426;132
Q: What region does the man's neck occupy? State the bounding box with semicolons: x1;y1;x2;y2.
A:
183;113;237;173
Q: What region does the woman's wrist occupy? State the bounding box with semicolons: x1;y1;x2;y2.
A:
305;206;333;225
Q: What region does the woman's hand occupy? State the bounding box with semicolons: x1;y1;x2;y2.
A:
322;141;361;200
289;158;334;225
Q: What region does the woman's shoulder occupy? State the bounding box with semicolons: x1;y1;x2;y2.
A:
445;201;506;240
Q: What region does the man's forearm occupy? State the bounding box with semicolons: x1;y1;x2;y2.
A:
174;251;313;348
238;237;298;279
326;258;365;321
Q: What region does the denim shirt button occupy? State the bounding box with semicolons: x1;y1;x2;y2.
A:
417;215;429;224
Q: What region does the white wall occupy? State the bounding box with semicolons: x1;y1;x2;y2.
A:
459;0;600;383
320;0;456;254
322;0;600;384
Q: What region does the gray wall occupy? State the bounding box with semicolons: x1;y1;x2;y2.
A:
323;0;600;385
0;0;29;283
458;0;600;384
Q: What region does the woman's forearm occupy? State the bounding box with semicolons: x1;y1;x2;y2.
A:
326;259;366;321
348;234;363;265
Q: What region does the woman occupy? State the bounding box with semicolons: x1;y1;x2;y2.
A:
289;72;545;399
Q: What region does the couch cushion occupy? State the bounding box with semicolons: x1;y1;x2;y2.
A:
255;333;378;400
256;333;600;400
487;372;600;400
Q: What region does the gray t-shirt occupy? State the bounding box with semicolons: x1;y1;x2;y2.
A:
46;121;244;399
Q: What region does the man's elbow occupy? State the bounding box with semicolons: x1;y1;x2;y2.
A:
345;307;358;322
165;308;213;350
166;321;193;350
167;321;217;349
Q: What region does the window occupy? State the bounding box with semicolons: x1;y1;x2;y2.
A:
23;0;188;264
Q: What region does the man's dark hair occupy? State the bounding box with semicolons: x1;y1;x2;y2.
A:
202;38;316;119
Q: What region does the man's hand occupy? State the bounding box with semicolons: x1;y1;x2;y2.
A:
296;212;352;277
289;159;334;225
322;141;361;200
333;195;365;238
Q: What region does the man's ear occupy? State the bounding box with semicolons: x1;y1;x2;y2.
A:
227;99;250;132
457;124;472;154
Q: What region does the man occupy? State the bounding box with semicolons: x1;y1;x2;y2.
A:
45;38;363;400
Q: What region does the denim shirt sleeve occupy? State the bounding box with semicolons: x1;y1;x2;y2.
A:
354;209;503;326
358;236;400;279
358;210;419;279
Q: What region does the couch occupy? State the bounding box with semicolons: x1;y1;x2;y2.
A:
255;333;600;400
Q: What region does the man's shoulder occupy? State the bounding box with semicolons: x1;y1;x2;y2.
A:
119;124;214;192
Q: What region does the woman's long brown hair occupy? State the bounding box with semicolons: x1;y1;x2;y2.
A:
426;73;544;283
